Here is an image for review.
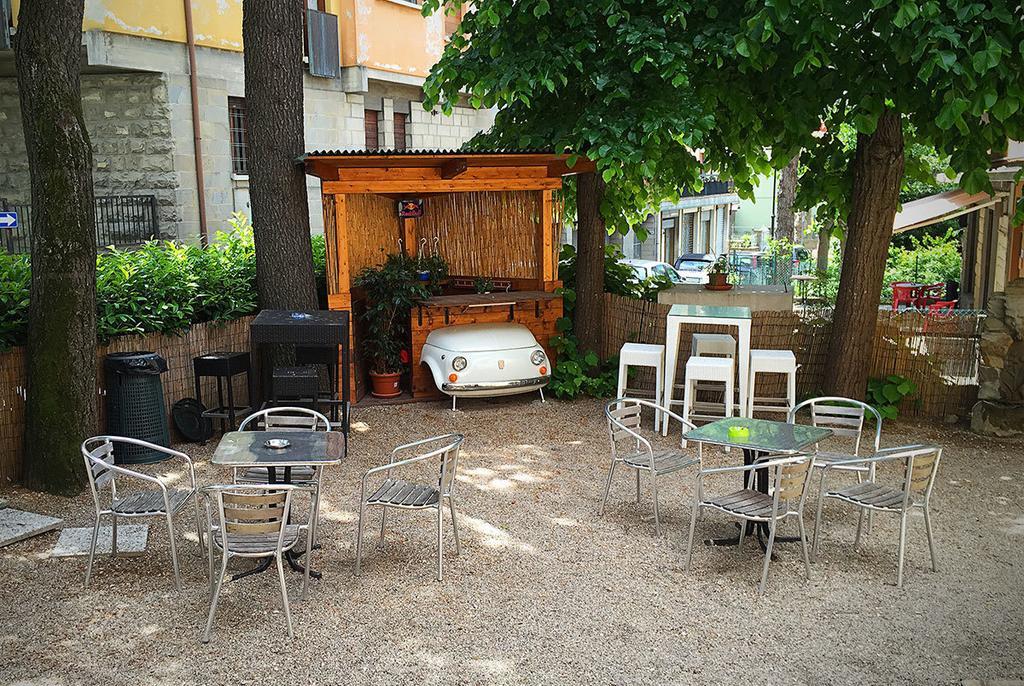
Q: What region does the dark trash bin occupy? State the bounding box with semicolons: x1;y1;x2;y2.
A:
104;351;170;464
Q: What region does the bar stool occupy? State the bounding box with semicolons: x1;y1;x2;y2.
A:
271;366;319;407
747;349;798;417
691;333;736;358
681;356;734;428
617;343;665;430
193;352;252;433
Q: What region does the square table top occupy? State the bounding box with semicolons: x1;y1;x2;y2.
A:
667;304;752;320
683;417;831;453
211;430;346;468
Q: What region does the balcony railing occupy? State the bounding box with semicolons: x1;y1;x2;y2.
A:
1;194;160;254
681;178;735;198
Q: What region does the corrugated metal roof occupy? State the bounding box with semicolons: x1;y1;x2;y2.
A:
304;147;557;157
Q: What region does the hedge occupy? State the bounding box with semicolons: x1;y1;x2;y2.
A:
0;215;327;350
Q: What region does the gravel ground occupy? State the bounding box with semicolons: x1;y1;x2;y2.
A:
1;397;1022;685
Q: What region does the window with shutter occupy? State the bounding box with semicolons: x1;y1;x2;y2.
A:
393;113;408;151
228;97;249;175
364;109;380;150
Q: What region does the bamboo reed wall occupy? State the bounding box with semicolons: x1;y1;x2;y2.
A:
600;293;982;420
415;191;541;279
346;193;400;278
0;317;253;483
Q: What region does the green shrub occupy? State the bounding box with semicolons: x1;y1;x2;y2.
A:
867;374;918;419
0;215;328;349
0;252;30;349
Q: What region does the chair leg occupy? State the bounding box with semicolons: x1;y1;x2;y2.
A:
635;470;641;504
202;553;228;643
681;379;693;449
276;554;294;639
650;473;662;537
738;519;748;549
896;511;908;588
379;504;387;546
436;506;444;582
854;509;865;549
194;496;206;563
685;486;700;571
84;513;102;587
354;502;366;576
449;498;461;555
166;512;182;591
598;460;618;516
302;524;313;601
797;516;811;580
923;504;938;572
812;476;827;562
758;521;779;596
111;513;118;557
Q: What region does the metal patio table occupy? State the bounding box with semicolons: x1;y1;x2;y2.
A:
212;429;345;579
683;417;831;549
662;304;752;436
249;309;351;442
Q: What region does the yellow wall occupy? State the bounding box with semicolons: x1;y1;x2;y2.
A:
12;0;443;75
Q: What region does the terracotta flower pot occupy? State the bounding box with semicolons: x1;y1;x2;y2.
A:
369;371;402;398
705;272;733;291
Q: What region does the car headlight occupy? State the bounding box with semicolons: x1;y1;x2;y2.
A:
530;350;546;366
452;356;467;371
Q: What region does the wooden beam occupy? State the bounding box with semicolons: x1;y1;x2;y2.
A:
440;158;468;179
322;178;563;194
402;217;417;257
333;193;351;292
540;189;555;282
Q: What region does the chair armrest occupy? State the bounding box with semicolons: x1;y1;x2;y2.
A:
824;444;936;470
391;433;462;458
364;451;437;481
700;454;809;477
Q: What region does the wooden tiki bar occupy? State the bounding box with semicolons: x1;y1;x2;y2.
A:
303;150;595;402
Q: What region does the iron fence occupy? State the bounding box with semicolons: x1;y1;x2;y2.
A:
0;194;160;253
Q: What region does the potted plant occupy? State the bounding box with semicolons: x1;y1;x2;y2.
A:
354;253;445;397
705;255;733;291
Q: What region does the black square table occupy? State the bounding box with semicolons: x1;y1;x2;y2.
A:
212;429;345;579
684;417;832;548
249;309;350;441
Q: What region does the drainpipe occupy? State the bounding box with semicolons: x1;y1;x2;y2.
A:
183;0;209;245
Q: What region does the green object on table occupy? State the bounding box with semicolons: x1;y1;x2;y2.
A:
667;304;752;319
684;417;831;453
728;425;751;441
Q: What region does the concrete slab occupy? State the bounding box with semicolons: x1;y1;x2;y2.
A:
51;525;150;557
0;509;63;547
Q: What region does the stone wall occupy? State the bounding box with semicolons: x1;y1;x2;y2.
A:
972;279;1024;436
409;102;492;149
0;73;178;236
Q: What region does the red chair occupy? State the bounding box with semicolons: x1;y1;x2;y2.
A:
923;300;957;333
915;282;946;309
891;282;920;311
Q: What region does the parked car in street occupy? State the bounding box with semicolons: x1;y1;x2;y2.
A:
620;259;692;285
672;253;715;284
419;322;550;409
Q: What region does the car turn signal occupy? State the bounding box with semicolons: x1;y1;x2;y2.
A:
539;366;547;375
448;373;458;382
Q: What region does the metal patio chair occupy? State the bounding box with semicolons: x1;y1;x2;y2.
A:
201;484;315;642
235;407;330;543
601;397;701;537
685;453;815;596
788;396;882;550
81;436;202;590
355;434;465;581
812;444;941;588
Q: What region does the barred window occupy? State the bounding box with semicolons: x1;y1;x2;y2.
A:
364;109;381;150
393;112;409;151
228;97;249;175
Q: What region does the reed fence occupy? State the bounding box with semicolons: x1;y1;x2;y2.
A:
600;293;981;421
0;317;253;483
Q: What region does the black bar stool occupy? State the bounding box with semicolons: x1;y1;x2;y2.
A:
271;366;320;407
193;351;252;433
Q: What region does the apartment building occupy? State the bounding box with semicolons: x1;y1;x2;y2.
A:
0;0;494;243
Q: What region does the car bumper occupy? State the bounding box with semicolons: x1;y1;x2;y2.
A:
442;376;550;395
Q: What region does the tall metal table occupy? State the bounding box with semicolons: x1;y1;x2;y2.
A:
662;304;752;436
249;310;350;447
683;417;831;549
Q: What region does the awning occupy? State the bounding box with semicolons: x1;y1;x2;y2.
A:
892;189;1002;234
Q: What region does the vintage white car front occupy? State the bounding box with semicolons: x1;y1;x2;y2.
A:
419;323;550;406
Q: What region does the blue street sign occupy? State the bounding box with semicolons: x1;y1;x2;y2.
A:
0;211;17;229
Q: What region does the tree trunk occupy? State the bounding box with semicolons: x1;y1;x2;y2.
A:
575;171;607;355
16;0;96;494
243;0;317;311
774;153;800;241
825;109;904;398
816;218;833;273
